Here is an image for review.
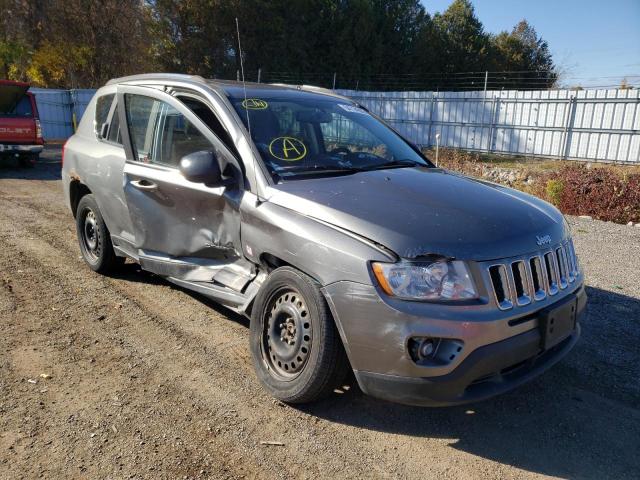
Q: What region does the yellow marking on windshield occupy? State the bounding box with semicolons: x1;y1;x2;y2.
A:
241;98;268;110
269;137;307;161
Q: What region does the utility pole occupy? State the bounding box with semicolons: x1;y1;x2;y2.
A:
257;68;261;83
332;72;337;90
483;71;488;96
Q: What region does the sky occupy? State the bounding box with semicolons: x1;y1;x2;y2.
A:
422;0;640;88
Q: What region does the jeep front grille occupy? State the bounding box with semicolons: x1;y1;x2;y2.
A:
488;240;579;311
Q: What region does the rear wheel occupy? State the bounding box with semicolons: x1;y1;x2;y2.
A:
250;267;349;403
75;194;124;273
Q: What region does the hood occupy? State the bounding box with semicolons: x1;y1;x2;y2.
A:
266;167;567;261
0;80;29;113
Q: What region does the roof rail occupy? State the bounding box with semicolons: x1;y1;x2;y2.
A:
106;73;206;86
268;82;353;102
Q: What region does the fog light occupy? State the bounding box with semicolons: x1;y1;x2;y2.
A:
419;339;435;358
408;337;464;365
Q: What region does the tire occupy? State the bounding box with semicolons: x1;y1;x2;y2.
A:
19;153;37;168
75;194;124;273
250;266;350;403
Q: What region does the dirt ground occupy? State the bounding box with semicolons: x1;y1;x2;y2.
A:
1;146;639;480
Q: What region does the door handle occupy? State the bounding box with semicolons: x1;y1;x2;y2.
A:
130;179;158;191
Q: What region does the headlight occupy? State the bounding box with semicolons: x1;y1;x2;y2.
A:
372;260;477;301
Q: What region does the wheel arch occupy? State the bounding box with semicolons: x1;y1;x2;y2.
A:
69;180;92;218
258;252;322;284
253;255;355;371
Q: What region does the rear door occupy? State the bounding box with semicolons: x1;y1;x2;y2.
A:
116;85;244;274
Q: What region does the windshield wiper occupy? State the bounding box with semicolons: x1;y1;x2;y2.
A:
275;164;363;176
360;159;426;171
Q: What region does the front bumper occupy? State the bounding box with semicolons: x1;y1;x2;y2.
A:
0;143;43;154
323;281;586;406
356;322;580;407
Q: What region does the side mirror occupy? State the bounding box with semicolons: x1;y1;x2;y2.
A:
179;150;230;187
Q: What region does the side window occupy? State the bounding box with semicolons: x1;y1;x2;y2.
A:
153;103;213;167
107;106;121;144
124;94;159;162
95;94;115;136
178;96;239;159
124;93;213;167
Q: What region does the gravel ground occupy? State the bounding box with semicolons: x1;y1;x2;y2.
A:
0;146;639;479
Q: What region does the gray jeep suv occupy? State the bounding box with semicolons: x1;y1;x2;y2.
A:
62;74;586;406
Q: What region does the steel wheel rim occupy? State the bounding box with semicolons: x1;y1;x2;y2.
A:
261;288;312;379
82;209;100;261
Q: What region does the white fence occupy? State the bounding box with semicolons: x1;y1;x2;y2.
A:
32;86;640;163
338;88;640;164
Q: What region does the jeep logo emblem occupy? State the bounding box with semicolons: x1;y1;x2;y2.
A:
536;234;552;246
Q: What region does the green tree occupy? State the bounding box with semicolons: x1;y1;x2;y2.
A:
490;20;556;89
433;0;490;79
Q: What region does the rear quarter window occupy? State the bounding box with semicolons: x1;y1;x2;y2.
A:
95;94;115;136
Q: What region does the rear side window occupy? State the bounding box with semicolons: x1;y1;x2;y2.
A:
95;94;115;136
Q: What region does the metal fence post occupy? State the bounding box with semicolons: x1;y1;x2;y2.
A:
487;96;499;153
427;94;436;147
257;68;261;83
562;95;578;159
332;72;337;90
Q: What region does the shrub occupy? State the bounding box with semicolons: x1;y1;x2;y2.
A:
545;179;564;206
551;164;640;224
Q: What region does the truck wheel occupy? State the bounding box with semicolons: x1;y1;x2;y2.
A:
75;194;124;273
19;154;37;168
250;267;349;403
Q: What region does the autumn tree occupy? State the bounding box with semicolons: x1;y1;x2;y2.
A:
0;0;559;91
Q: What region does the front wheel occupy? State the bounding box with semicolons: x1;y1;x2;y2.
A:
250;267;349;403
75;194;124;273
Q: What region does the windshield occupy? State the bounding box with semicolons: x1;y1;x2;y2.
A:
228;92;430;180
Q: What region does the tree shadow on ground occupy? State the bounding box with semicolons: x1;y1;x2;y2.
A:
0;144;62;181
298;286;640;479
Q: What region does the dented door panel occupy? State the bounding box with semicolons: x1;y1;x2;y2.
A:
116;84;246;284
123;162;242;259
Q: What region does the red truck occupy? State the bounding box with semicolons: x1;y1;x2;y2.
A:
0;80;44;167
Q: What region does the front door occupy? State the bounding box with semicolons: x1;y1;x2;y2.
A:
116;85;244;277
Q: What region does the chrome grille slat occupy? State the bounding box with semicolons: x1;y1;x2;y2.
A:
489;264;514;310
566;240;577;281
556;246;568;289
511;260;532;306
487;241;580;310
529;255;547;301
544;251;559;295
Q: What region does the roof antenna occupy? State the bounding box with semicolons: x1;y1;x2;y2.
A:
235;17;251;137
